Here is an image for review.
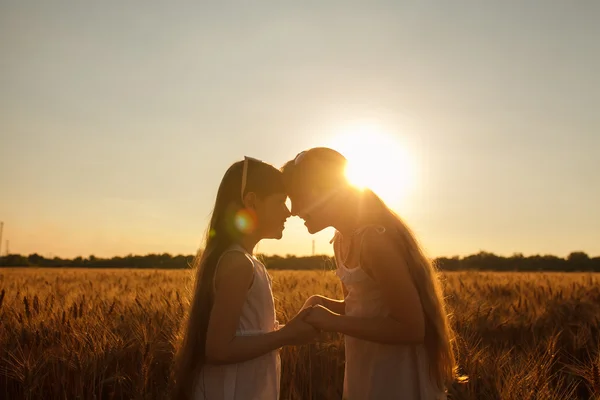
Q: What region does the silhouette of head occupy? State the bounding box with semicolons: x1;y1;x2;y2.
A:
281;147;351;234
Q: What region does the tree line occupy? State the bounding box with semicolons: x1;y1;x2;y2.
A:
1;251;599;272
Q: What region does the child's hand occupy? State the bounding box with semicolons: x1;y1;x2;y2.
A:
303;305;338;332
300;295;323;311
281;308;319;345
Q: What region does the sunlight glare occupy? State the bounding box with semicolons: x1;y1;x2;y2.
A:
326;122;415;209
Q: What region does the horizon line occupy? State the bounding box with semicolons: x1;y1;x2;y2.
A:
1;250;598;260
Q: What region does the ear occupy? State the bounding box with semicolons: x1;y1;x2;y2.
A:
242;191;258;209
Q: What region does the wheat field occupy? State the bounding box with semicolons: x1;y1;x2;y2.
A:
1;268;600;399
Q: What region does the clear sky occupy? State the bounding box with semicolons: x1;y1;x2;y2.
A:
1;1;599;259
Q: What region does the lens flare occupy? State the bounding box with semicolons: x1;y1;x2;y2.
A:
234;209;257;234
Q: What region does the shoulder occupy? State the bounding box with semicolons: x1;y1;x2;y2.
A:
359;225;391;251
215;250;254;287
218;250;253;270
359;225;402;264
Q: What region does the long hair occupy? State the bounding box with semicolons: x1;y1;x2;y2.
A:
281;147;456;389
366;191;456;389
172;159;286;400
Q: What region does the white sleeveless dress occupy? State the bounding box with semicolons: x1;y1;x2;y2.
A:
332;228;447;400
194;244;281;400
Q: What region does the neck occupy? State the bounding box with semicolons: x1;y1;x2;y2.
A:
333;190;386;236
238;234;259;254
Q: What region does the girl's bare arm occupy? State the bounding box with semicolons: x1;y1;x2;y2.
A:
205;252;316;364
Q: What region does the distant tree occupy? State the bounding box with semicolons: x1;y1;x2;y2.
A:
28;253;44;265
567;252;591;271
1;254;30;266
4;250;600;271
435;257;461;271
568;252;590;262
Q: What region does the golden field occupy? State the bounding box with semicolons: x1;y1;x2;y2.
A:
2;268;600;399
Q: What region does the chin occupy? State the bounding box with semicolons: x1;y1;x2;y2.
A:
305;222;325;235
268;230;284;240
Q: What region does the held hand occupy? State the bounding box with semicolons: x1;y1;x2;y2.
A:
281;308;319;345
300;295;324;311
303;304;338;332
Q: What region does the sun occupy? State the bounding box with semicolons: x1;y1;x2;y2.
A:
326;122;415;209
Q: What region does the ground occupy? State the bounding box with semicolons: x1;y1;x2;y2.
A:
1;268;599;399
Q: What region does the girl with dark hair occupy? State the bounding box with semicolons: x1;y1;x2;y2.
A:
172;157;318;400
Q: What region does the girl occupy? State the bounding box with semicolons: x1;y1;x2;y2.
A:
281;148;456;400
172;157;318;400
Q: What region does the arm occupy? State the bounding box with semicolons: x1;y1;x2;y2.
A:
205;252;316;364
319;296;346;315
301;282;348;315
305;231;425;345
301;293;346;315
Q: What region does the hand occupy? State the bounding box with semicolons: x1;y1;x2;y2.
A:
280;308;319;345
304;305;338;332
301;295;324;311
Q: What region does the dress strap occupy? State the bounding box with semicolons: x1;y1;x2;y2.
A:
329;230;340;244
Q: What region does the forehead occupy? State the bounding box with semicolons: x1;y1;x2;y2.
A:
262;191;287;201
283;168;313;195
285;181;310;199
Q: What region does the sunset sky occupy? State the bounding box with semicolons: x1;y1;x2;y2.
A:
1;1;599;259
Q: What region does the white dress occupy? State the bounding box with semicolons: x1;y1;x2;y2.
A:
332;228;447;400
194;244;281;400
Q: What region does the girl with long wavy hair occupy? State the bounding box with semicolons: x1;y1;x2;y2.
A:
282;148;456;400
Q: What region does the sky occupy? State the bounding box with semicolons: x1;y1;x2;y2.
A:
1;1;599;259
